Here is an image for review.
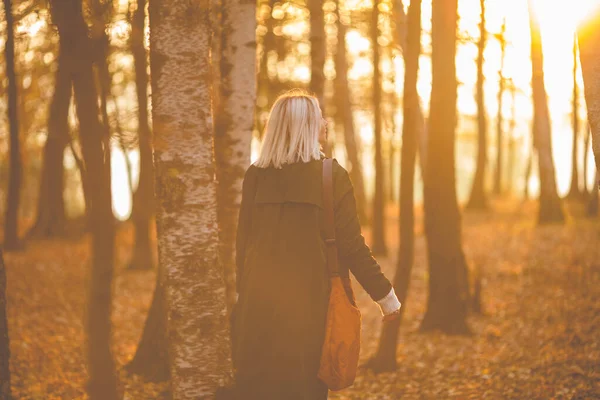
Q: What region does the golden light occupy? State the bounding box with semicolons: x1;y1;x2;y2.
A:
530;0;599;30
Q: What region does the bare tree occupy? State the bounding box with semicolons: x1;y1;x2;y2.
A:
578;5;600;190
29;45;71;239
129;0;155;271
371;0;387;255
466;0;489;210
0;250;11;400
334;3;368;223
493;19;506;196
528;0;564;223
569;33;581;198
149;0;232;396
421;0;469;334
3;0;22;251
308;0;325;109
53;0;119;396
368;0;422;372
215;0;257;310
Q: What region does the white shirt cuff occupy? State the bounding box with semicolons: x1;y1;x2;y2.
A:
376;287;402;315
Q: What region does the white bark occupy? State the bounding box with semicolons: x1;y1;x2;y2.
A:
149;0;232;397
215;0;257;309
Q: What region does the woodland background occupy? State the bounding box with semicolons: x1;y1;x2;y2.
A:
0;0;599;398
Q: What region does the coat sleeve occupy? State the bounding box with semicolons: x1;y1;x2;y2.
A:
236;165;257;294
332;160;392;302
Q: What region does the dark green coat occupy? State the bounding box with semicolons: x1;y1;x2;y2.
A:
231;159;392;399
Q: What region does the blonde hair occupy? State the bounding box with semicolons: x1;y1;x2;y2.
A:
255;89;323;169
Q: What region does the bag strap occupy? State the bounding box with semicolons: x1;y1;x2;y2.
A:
323;159;340;277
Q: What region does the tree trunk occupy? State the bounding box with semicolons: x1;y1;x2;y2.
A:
569;33;580;198
528;1;565;223
523;144;533;200
367;0;421;372
129;0;155;271
466;0;488;210
3;0;22;251
493;20;506;196
420;0;469;335
214;0;257;312
308;0;325;109
587;171;599;216
29;48;71;239
394;2;427;184
149;0;232;396
308;0;327;154
51;0;119;398
125;271;170;381
578;5;600;191
583;125;591;196
0;250;11;400
334;5;368;223
507;80;517;194
371;0;387;255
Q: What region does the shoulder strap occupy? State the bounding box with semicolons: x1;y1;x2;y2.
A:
323;159;340;276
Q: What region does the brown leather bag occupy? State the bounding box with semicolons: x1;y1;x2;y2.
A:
317;158;362;391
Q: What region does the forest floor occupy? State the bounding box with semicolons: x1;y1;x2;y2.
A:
4;198;600;399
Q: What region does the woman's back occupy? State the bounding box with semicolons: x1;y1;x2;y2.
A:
231;90;400;400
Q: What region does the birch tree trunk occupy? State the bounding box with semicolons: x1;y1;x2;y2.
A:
130;0;155;271
368;0;421;372
578;5;600;190
528;1;565;223
466;0;488;210
421;0;469;335
334;3;368;223
149;0;232;396
214;0;257;311
371;0;387;255
3;0;22;251
0;250;11;400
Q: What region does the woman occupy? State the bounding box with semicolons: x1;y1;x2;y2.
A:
231;90;401;399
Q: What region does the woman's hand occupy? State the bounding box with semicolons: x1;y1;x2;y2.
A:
382;308;401;323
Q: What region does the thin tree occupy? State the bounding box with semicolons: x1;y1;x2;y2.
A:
214;0;257;311
578;5;600;190
506;79;517;194
420;0;469;334
394;1;427;181
61;0;119;395
3;0;22;251
568;33;581;198
0;250;11;400
125;0;169;381
334;3;368;223
583;125;591;197
588;171;599;216
528;0;565;223
308;0;325;108
493;19;506;196
129;0;155;270
367;0;422;372
466;0;489;210
371;0;387;255
29;45;71;239
149;0;232;396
